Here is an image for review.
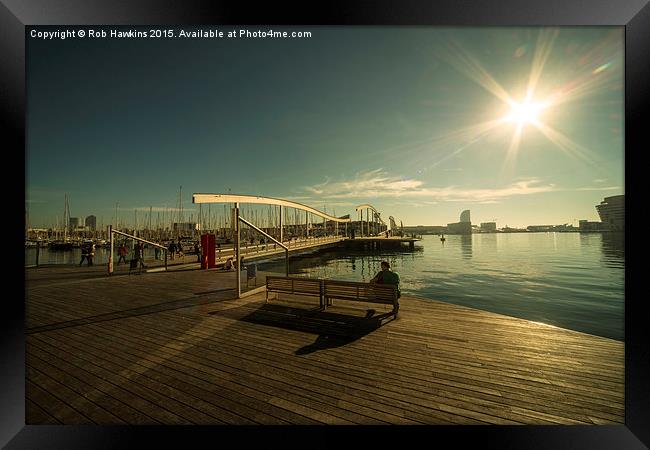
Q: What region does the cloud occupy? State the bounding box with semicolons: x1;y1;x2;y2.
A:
299;170;556;203
575;186;621;191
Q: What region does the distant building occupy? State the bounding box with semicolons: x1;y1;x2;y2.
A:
447;210;472;234
85;215;97;231
528;224;577;232
480;222;497;232
527;225;555;232
595;195;624;231
579;220;604;232
447;222;472;234
402;225;446;235
69;217;79;229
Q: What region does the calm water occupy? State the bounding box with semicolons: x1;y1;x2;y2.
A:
26;232;625;340
262;232;625;341
25;246;162;266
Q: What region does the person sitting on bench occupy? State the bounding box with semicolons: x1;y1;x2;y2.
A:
370;260;401;298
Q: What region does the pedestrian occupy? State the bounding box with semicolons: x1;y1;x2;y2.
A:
79;243;89;266
87;243;95;266
135;242;146;270
177;238;184;258
154;243;161;261
224;258;234;271
194;241;201;263
117;242;128;265
168;241;176;260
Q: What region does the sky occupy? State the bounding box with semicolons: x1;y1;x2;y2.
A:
26;26;624;229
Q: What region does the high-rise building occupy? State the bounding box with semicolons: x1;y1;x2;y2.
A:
85;215;97;231
69;217;79;229
460;210;471;223
595;195;624;231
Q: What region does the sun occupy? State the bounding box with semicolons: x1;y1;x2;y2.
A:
504;99;546;126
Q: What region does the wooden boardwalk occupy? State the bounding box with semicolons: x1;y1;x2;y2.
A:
25;265;624;425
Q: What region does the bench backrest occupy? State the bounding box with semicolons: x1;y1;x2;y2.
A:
266;276;322;296
323;279;397;305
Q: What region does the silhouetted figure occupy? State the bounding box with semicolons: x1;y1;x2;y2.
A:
176;238;184;258
87;244;95;266
224;258;234;271
79;244;89;266
117;242;128;265
168;241;176;260
194;241;201;262
135;242;146;270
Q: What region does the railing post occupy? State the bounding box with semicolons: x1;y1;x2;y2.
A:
164;249;168;271
35;243;40;267
234;203;241;298
108;225;113;275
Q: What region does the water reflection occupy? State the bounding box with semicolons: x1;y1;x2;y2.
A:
460;234;473;259
601;232;625;268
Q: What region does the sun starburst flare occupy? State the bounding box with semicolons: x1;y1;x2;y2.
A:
433;28;621;176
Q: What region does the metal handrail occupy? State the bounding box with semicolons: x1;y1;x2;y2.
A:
108;226;168;275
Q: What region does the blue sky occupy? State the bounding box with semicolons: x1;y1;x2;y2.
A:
26;26;623;229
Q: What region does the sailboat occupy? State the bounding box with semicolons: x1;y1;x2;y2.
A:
49;194;73;251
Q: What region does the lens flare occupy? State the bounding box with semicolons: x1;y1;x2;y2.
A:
504;100;546;126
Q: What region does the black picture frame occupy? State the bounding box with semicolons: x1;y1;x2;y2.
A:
3;0;648;448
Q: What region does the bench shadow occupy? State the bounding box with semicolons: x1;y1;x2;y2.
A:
236;303;395;355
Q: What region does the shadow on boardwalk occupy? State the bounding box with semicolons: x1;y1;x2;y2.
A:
227;303;395;355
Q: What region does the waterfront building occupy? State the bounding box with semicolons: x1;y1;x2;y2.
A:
595;195;624;231
402;225;446;235
579;220;604;232
480;222;497;232
69;217;79;229
527;225;555;232
85;215;96;231
447;209;472;234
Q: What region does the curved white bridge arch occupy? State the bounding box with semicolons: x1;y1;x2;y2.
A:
354;204;387;237
193;193;351;223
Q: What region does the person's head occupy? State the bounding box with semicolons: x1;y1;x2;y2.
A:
380;261;390;271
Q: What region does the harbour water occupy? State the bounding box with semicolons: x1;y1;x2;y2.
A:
25;232;625;341
263;232;625;341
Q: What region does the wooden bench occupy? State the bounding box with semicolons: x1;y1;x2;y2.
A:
265;276;324;307
323;279;400;316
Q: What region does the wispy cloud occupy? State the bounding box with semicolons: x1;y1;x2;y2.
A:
300;170;556;203
575;186;621;191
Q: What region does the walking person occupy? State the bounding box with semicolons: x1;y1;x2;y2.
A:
117;242;128;265
154;243;161;261
168;241;176;260
87;243;95;266
135;242;146;271
194;241;201;263
79;243;89;266
176;238;184;259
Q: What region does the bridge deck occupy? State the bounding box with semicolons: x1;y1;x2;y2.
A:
25;265;623;425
